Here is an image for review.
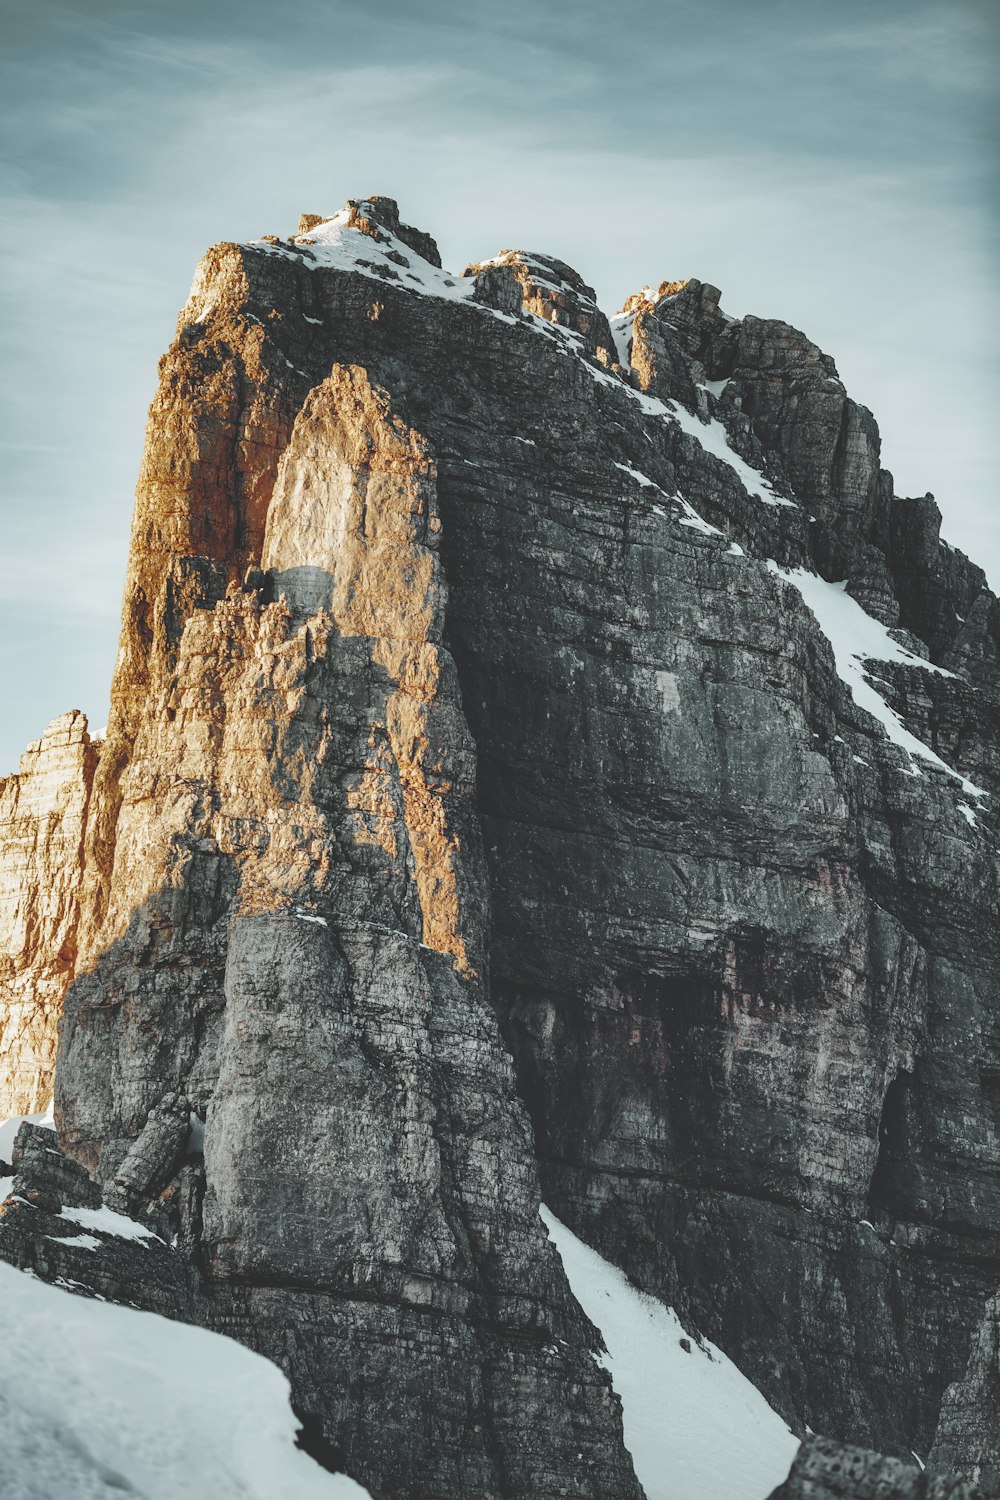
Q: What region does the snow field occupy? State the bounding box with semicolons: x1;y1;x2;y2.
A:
0;1260;371;1499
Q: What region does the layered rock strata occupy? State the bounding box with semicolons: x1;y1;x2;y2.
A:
931;1293;1000;1490
1;195;999;1495
0;711;98;1114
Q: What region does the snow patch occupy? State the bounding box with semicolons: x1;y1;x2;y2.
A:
610;312;634;369
57;1204;162;1246
614;463;721;539
677;499;723;537
666;404;793;507
47;1232;102;1252
772;567;984;798
0;1260;371;1498
614;461;656;488
621;387;794;507
540;1207;799;1500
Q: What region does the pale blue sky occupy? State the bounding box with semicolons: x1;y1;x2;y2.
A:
1;0;997;771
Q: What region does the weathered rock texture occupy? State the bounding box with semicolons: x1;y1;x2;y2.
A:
0;711;98;1114
1;195;999;1496
768;1434;987;1499
931;1293;1000;1490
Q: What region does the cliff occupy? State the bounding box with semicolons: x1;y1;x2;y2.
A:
1;195;997;1497
0;711;98;1114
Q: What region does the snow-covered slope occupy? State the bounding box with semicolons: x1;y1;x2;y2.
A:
772;565;984;802
541;1207;799;1500
0;1261;370;1500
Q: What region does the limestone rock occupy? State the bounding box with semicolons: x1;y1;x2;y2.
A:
469;263;524;317
50;273;643;1494
9;1120;101;1214
2;196;1000;1496
107;1090;191;1210
344;194;443;268
463;248;617;364
726;315;881;571
629;302;701;410
618;278;691;318
644;276;738;372
931;1293;1000;1491
0;711;98;1114
768;1434;989;1498
847;543;902;626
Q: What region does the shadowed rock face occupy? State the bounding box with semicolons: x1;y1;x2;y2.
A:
1;195;999;1496
931;1293;1000;1491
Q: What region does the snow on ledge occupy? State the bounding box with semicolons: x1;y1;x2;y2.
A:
647;394;794;508
613;462;723;538
57;1203;163;1246
772;566;985;801
540;1206;799;1500
677;498;724;537
606;379;795;509
0;1260;371;1498
614;461;656;488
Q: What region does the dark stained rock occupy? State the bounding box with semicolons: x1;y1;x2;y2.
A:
847;543;902;626
767;1433;991;1498
106;1089;191;1211
931;1293;1000;1492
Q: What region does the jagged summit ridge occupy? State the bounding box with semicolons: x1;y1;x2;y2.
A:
0;195;998;1497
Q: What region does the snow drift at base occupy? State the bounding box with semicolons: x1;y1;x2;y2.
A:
0;1260;370;1500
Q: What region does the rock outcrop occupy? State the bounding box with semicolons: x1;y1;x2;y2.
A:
931;1293;1000;1490
0;711;98;1114
1;194;998;1497
768;1434;986;1499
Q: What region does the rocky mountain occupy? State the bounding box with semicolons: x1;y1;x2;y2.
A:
0;194;997;1497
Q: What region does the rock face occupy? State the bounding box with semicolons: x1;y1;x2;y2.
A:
0;711;98;1114
1;194;999;1496
767;1434;986;1499
931;1293;1000;1490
